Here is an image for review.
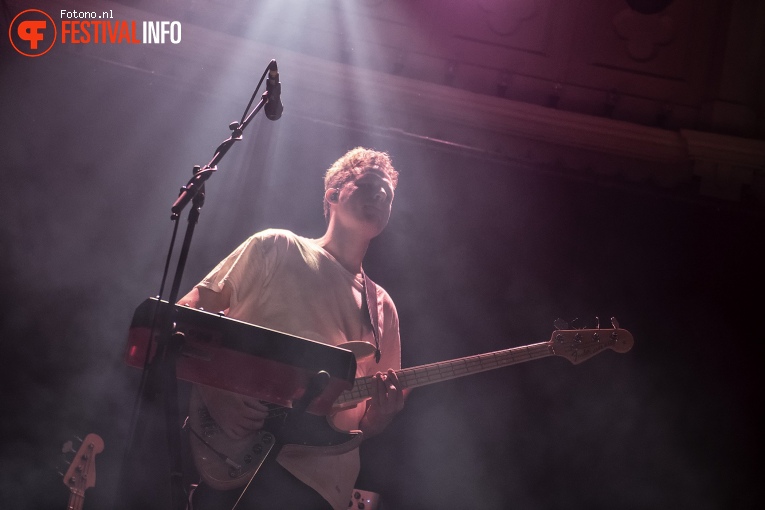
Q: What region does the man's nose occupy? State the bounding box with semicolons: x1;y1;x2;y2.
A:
373;188;387;202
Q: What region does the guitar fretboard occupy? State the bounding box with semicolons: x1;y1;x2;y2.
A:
336;341;553;406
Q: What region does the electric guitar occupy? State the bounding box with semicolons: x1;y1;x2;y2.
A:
61;433;104;510
188;323;633;490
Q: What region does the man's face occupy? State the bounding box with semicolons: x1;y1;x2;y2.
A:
333;166;395;238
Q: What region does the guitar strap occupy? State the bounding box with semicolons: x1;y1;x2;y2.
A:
361;271;382;364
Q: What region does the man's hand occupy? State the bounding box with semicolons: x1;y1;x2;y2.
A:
360;369;408;438
196;385;269;440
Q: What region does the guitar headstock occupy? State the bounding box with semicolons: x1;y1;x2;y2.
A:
62;433;104;497
548;319;634;365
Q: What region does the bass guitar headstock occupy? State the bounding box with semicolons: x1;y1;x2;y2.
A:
548;317;633;365
60;433;104;507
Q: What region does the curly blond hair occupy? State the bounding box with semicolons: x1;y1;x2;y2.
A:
323;147;398;219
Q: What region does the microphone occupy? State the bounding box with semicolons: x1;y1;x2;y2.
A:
265;59;284;121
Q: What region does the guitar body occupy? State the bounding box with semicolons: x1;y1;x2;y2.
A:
188;386;363;490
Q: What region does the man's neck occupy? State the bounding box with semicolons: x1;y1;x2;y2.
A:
315;222;371;275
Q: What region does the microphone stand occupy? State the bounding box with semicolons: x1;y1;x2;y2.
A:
119;67;277;510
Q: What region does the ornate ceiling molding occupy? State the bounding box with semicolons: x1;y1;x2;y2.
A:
29;0;765;205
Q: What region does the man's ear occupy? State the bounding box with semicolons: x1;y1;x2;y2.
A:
325;188;340;202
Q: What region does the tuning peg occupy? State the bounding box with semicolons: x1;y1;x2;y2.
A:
611;317;619;329
61;440;75;455
62;436;83;454
553;318;569;330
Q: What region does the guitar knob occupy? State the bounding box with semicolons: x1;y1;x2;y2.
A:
553;318;569;330
611;317;619;329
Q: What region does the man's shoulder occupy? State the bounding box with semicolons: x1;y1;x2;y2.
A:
247;228;304;246
244;229;321;258
368;277;398;312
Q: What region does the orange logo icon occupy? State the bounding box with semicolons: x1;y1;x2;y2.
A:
9;9;57;57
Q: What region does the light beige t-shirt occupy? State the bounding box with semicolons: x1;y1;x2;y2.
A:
197;229;401;510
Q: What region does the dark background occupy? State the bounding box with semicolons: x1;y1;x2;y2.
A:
2;39;764;510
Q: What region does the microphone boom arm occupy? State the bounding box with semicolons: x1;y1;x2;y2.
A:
170;77;272;218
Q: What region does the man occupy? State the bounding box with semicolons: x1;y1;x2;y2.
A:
180;147;405;510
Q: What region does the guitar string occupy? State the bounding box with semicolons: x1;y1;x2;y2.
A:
341;331;621;402
266;333;615;408
340;342;554;403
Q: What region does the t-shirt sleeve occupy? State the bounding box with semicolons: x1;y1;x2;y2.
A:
197;230;281;310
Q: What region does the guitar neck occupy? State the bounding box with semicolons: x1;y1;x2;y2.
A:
336;341;552;406
67;491;85;510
